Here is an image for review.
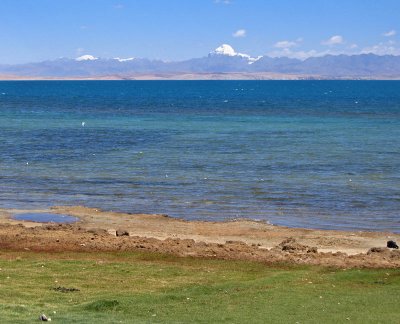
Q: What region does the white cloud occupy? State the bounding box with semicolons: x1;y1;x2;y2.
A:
383;29;396;37
214;0;231;4
268;48;323;60
269;38;317;59
270;39;400;59
232;29;246;38
268;44;358;60
274;40;297;49
268;36;400;60
361;41;400;56
322;35;344;46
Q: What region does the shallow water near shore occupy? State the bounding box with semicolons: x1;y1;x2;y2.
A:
0;80;399;232
13;213;79;223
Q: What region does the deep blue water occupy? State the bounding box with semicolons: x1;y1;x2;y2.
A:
0;80;399;232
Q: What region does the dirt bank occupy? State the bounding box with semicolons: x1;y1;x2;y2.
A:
0;206;399;268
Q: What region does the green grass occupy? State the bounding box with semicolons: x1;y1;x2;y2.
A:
0;251;399;323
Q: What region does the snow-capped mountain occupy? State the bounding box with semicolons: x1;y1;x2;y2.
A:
75;55;98;61
212;44;238;56
1;44;400;78
211;44;262;64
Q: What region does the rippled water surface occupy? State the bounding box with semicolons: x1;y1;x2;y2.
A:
0;80;399;232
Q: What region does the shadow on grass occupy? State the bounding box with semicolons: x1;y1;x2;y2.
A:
84;299;121;312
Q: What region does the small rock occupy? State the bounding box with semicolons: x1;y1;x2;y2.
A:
53;286;80;293
116;229;129;237
39;314;50;321
387;240;399;249
307;246;318;253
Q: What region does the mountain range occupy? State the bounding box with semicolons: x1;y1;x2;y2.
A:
1;44;400;80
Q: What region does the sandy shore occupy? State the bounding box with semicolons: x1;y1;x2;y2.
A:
0;206;399;268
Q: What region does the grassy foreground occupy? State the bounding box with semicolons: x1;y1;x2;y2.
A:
0;251;399;323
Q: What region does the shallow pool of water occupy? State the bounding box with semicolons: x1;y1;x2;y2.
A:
13;213;79;223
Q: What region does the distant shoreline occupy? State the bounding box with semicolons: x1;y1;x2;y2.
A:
1;73;400;81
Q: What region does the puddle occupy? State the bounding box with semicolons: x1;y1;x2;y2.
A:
13;213;79;223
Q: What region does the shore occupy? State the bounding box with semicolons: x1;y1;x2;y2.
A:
0;206;399;268
2;73;400;80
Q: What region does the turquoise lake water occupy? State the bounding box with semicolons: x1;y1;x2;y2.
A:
0;80;399;232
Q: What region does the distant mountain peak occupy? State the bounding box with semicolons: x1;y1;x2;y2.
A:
213;44;237;56
75;55;98;61
211;44;262;64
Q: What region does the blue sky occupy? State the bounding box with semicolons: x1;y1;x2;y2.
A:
0;0;399;63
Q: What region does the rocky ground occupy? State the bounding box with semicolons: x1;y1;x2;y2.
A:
0;206;399;268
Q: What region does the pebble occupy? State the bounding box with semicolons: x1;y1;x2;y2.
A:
39;314;51;321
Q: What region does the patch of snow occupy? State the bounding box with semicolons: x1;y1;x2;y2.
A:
248;56;263;64
114;57;135;62
75;55;98;61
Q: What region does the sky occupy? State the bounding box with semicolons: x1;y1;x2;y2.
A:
0;0;399;64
